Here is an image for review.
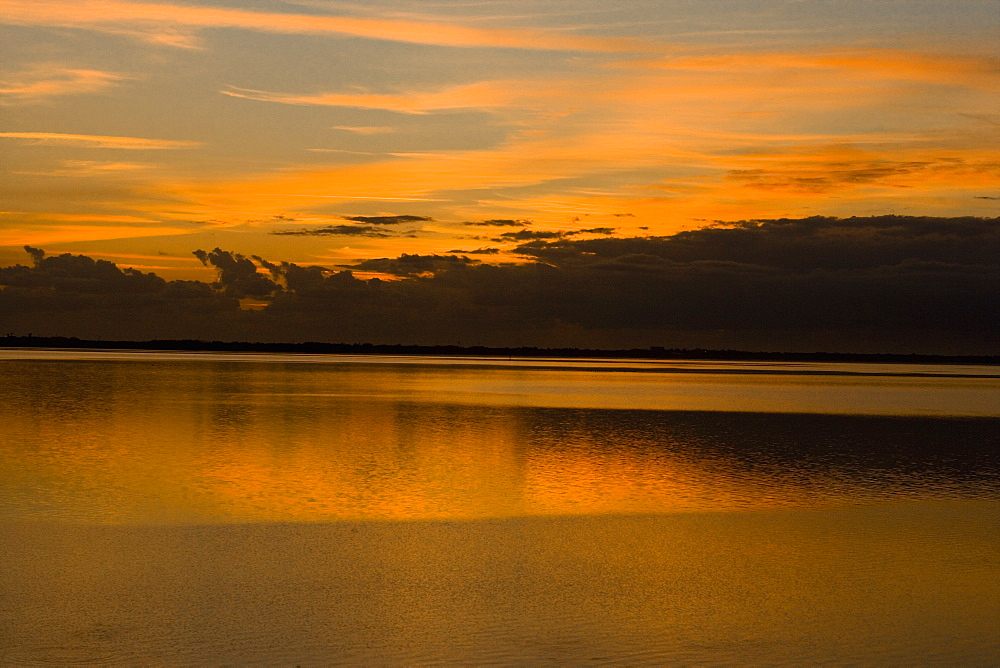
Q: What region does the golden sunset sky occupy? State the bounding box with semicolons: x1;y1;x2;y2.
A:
2;0;998;279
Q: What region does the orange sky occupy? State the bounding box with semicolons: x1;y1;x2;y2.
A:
2;0;998;279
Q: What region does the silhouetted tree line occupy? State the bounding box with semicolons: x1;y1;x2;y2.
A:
1;215;997;354
2;335;996;365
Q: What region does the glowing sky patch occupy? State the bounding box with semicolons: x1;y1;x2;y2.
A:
1;0;997;278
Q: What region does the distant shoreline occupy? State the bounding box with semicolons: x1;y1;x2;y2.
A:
1;335;997;366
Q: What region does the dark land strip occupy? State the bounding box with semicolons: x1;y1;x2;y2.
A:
2;335;997;369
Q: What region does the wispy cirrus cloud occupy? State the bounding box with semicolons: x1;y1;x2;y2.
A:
141;39;1000;235
0;0;647;52
222;81;521;114
723;150;1000;195
0;224;194;246
0;132;202;149
225;46;1000;129
0;65;129;104
5;212;163;224
15;160;154;177
629;49;1000;88
330;126;396;135
153;131;1000;232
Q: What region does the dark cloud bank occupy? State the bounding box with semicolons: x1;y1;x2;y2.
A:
1;216;997;354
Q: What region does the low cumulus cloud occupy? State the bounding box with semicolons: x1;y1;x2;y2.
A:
512;215;998;270
193;247;278;297
2;216;997;354
350;254;481;276
0;246;239;339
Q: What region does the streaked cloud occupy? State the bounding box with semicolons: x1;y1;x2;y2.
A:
724;151;1000;195
149;132;999;238
496;229;563;241
0;66;128;104
0;224;194;246
11;213;162;224
349;253;480;276
630;50;1000;88
466;219;530;227
66;251;201;262
239;193;445;201
0;0;646;52
306;149;387;155
222;81;521;114
343;214;431;225
272;225;396;237
15;160;154;177
448;247;500;255
0;132;202;149
330;126;396;135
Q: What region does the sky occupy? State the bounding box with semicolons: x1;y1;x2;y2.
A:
1;1;998;352
2;0;998;277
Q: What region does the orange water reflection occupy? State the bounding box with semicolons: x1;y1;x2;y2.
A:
2;353;998;666
1;355;996;524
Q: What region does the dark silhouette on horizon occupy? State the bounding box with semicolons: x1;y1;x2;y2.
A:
2;334;996;366
1;215;997;355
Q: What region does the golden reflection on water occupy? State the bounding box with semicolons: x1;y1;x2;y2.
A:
1;354;999;665
1;355;996;524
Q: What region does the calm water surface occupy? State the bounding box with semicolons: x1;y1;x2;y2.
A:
1;350;998;664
